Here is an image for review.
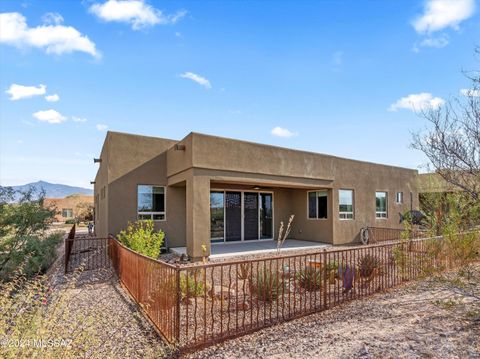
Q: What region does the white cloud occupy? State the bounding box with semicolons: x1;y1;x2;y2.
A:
72;116;87;123
460;88;480;97
389;93;445;112
41;12;64;25
5;83;46;100
180;72;211;89
45;93;59;102
271;126;298;138
412;0;475;34
0;12;99;57
32;109;67;124
419;34;450;48
96;124;108;131
89;0;186;30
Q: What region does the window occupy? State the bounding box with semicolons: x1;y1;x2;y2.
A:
62;208;73;218
137;185;166;220
376;191;388;218
396;192;403;204
210;191;225;241
339;189;354;219
101;186;106;200
308;191;328;219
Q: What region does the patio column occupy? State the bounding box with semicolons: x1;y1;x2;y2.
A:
186;175;211;260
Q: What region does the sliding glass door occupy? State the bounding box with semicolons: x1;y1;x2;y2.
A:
225;192;242;241
244;192;259;240
210;192;224;243
210;190;274;242
260;193;273;239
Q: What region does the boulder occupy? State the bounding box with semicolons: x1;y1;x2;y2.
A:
208;285;235;300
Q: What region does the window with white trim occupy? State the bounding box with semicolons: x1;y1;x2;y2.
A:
376;191;388;218
137;185;166;220
62;208;73;218
396;191;403;204
339;189;354;219
308;190;328;219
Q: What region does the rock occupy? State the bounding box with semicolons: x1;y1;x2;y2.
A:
208;285;236;299
236;301;250;311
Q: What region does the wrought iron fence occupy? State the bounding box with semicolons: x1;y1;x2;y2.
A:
109;239;179;344
64;234;110;273
106;232;469;350
368;226;427;243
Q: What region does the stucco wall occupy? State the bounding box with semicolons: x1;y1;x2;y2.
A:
107;151;186;247
95;131;419;257
94;135;109;238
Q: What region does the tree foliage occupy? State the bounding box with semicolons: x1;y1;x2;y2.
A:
75;201;94;222
0;187;60;281
412;49;480;202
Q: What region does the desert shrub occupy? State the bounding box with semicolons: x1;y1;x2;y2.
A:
180;271;206;299
443;231;480;268
0;263;167;358
0;188;59;281
237;262;250;280
0;233;63;281
296;267;322;291
358;253;380;278
118;220;164;259
250;266;286;302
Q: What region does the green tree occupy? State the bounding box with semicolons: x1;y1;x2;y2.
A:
0;188;61;281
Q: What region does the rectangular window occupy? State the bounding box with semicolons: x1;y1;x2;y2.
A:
396;191;403;204
376;191;388;218
308;191;328;219
339;189;354;219
62;208;73;218
137;185;166;220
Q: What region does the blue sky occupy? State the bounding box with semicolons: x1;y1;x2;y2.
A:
0;0;479;188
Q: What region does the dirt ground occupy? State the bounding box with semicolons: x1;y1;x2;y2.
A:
182;267;480;359
50;240;479;359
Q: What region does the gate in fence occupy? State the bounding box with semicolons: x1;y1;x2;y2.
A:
64;226;111;273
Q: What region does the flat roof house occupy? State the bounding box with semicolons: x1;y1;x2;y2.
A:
44;194;93;223
94;131;419;260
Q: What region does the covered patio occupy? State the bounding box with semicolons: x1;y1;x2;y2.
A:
171;239;331;259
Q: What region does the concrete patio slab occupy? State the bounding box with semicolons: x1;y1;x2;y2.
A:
171;239;331;259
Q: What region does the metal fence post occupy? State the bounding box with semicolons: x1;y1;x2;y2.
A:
175;266;181;344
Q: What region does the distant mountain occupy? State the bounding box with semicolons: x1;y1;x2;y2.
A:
3;181;93;199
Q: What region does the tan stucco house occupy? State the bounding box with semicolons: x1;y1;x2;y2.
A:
94;131;419;259
44;194;93;222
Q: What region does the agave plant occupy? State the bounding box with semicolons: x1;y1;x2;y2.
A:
358;253;380;278
296;267;322;291
250;267;286;302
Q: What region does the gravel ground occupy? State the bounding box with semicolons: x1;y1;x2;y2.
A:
182;269;480;359
54;235;479;359
48;245;172;358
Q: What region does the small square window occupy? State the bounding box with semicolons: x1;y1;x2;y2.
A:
396;192;403;204
62;208;73;218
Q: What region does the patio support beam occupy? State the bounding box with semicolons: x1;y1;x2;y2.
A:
186;175;211;260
